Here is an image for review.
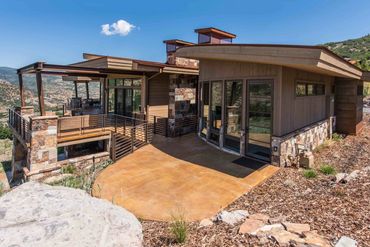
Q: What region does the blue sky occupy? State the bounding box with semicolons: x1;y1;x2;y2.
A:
1;0;369;68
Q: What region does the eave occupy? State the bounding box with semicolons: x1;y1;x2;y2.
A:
176;44;364;79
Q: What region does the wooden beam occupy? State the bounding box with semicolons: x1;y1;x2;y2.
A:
85;82;89;99
74;81;78;98
18;73;25;107
35;71;45;116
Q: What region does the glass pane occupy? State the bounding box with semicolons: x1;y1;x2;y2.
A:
133;79;142;87
224;80;242;151
247;80;272;161
133;89;141;112
108;79;116;88
124;89;133;114
210;81;222;131
116;79;123;87
316;84;325;95
116;89;124;115
201;82;209;137
124;79;132;87
307;84;314;96
296;83;306;96
108;88;115;113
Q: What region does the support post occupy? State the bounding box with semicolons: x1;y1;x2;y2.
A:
18;73;25;107
35;71;45;116
99;80;102;105
85;82;89;99
74;81;78;98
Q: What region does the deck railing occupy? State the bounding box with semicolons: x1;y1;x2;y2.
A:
8;108;31;144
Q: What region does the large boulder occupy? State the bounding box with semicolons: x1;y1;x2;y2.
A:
0;182;142;247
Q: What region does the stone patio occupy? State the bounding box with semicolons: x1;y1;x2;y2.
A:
93;134;279;221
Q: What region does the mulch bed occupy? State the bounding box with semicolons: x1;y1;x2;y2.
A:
142;114;370;247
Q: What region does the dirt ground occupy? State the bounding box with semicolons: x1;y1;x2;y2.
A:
142;114;370;247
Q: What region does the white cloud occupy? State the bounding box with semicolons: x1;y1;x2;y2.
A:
101;19;135;36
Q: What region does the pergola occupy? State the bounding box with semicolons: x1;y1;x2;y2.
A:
17;62;147;116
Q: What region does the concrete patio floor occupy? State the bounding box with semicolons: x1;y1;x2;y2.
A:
93;134;279;222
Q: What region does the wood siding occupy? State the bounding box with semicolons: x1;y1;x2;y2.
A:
334;78;363;135
279;67;334;136
148;73;170;117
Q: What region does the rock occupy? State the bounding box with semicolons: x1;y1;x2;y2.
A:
363;166;370;172
250;223;285;236
199;218;213;228
0;182;142;247
42;173;74;184
346;170;360;182
248;213;269;223
303;231;331;247
282;222;310;235
216;210;249;225
335;236;357;247
268;215;287;224
239;219;265;234
270;230;305;245
302;188;313;196
283;179;297;188
335;173;348;183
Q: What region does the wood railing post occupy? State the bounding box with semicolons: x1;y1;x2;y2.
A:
111;134;116;161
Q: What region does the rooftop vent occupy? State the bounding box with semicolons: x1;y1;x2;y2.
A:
194;27;236;44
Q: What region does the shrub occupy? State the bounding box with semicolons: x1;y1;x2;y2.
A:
61;164;77;174
303;169;317;179
170;215;187;244
332;133;343;141
0;124;12;140
319;164;336;175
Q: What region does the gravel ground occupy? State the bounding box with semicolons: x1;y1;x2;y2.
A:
143;114;370;247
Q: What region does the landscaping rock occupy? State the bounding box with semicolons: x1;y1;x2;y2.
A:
248;213;270;223
346;170;360;182
251;223;285;236
216;210;249;225
303;231;331;247
238;219;265;234
282;222;310;235
335;236;357;247
270;230;305;245
268;215;287;224
199;218;213;228
335;173;348;183
0;182;142;247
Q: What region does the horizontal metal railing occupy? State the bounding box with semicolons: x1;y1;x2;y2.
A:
8;108;31;144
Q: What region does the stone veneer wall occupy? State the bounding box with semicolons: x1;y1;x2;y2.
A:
271;117;335;167
28;152;111;181
27;115;58;177
168;74;198;137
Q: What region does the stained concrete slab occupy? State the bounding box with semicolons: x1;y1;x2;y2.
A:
93;134;279;221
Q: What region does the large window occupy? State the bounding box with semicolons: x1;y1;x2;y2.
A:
296;82;325;97
108;78;142;115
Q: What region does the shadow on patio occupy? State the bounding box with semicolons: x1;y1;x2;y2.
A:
93;133;279;221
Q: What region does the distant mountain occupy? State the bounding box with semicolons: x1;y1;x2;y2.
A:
324;34;370;71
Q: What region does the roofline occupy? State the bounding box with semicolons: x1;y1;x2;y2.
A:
163;39;195;46
194;27;236;38
176;43;364;73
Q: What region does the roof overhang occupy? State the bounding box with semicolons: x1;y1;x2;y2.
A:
176;44;364;79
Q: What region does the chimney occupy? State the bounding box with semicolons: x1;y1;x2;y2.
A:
194;27;236;44
163;39;198;68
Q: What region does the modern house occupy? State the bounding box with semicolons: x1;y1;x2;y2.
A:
8;27;368;181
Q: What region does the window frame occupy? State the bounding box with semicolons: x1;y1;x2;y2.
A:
295;81;326;97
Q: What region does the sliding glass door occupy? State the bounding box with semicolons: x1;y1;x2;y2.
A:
209;81;222;144
224;80;242;151
246;80;272;161
200;82;210;137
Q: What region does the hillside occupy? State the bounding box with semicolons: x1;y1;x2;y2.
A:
324;34;370;71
